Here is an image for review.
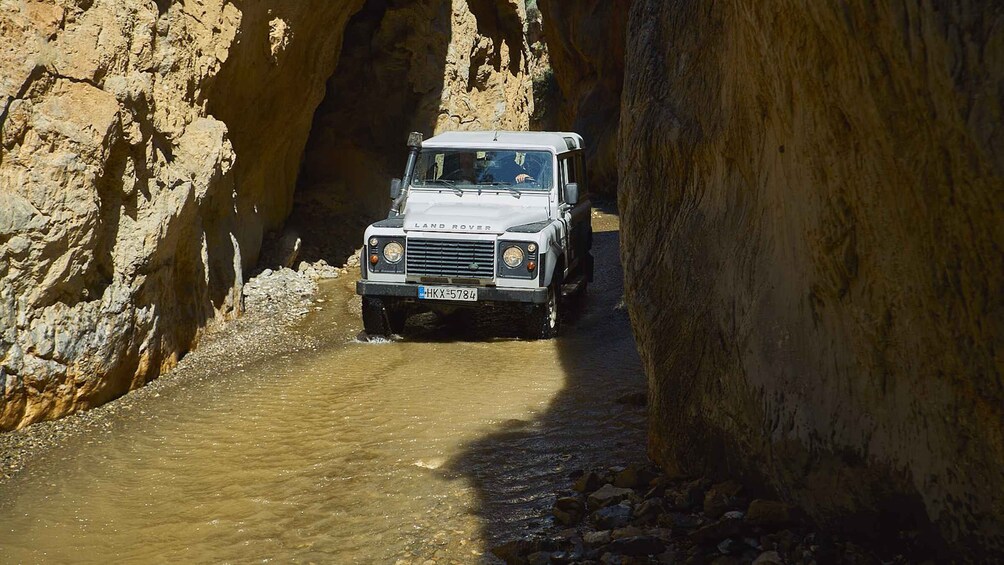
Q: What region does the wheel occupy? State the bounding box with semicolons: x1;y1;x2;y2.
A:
524;282;560;340
362;297;407;337
387;306;408;334
362;297;391;337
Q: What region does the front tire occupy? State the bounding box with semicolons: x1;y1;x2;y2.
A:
524;283;560;340
362;298;407;337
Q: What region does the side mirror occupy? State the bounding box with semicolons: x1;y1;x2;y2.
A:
390;178;402;199
564;182;579;205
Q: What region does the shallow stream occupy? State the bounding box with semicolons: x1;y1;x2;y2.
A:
0;212;646;563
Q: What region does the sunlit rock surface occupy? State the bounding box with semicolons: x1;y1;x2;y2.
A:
0;0;365;429
618;1;1003;557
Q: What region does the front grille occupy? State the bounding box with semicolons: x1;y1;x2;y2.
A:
407;238;495;279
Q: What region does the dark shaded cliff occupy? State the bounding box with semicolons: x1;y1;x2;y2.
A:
617;1;1003;557
537;0;629;195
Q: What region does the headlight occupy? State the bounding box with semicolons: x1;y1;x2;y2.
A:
383;241;404;263
503;246;525;268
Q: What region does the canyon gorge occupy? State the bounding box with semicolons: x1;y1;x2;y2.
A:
1;0;1001;559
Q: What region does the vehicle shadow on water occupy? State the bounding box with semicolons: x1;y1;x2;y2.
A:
440;211;651;556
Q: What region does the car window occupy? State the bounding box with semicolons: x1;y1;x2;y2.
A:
412;149;553;190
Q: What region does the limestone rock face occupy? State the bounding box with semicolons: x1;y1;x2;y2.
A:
537;0;629;195
293;0;538;263
0;0;364;430
618;1;1003;556
0;0;544;430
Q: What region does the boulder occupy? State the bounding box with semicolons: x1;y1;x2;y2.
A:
593;502;634;530
588;484;635;510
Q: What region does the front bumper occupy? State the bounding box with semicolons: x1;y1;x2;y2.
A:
356;281;547;304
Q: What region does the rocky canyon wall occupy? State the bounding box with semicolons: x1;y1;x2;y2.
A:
290;0;537;264
0;0;543;431
0;0;365;430
618;0;1003;557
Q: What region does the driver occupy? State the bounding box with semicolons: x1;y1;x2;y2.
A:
481;151;534;184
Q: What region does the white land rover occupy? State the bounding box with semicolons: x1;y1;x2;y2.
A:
356;130;593;339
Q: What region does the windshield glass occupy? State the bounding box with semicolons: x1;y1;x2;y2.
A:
412;149;554;191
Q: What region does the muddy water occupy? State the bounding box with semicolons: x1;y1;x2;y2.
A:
0;212;646;563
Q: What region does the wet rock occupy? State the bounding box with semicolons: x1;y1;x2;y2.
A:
716;537;746;555
691;516;744;545
611;526;645;540
751;550;783;565
491;539;537;563
745;500;797;528
608;536;666;557
588;484;634;510
671;478;708;511
612;465;639;488
492;537;568;564
703;480;743;519
552;496;586;525
584;530;612;546
632;497;665;524
762;530;801;556
593;501;634;530
573;471;605;493
613;463;657;489
658;511;701;531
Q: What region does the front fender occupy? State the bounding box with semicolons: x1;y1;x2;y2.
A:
541;245;564;287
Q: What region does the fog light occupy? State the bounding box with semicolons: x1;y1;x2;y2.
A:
369;254;379;265
527;260;536;271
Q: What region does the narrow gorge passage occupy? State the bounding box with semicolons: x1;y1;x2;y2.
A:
0;212;646;562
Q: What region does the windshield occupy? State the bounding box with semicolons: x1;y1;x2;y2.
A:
412;149;554;191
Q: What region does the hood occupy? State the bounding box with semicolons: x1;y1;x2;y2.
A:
403;200;549;234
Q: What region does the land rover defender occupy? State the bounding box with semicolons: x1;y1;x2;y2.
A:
356;131;593;339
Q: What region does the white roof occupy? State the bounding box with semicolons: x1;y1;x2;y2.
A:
420;130;584;154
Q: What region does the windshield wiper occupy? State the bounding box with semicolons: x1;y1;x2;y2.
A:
426;178;463;196
482;182;521;197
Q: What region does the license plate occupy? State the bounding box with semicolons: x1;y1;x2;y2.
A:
418;286;478;302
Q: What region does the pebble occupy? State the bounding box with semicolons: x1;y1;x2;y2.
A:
492;462;922;565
